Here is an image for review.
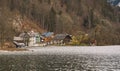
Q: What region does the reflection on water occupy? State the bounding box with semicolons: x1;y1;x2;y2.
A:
0;54;120;71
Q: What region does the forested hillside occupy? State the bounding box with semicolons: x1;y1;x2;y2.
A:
0;0;120;46
108;0;120;6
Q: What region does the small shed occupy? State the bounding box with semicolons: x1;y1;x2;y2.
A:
53;34;72;45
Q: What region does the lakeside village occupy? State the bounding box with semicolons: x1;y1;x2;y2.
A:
13;30;97;48
13;30;72;48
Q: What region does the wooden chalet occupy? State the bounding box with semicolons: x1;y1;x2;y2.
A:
53;34;72;45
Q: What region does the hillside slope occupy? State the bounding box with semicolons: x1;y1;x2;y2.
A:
0;0;120;45
108;0;120;7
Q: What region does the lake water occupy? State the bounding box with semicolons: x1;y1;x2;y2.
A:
0;46;120;71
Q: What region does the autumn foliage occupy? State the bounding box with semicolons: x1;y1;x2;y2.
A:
0;0;120;46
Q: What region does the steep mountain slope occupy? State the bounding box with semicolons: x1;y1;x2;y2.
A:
118;2;120;7
108;0;120;7
0;0;120;45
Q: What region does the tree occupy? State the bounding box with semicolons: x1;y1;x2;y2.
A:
0;18;5;48
0;8;13;48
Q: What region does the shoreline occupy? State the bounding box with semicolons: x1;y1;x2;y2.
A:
0;45;120;55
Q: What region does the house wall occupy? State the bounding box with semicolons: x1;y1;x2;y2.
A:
63;36;72;44
13;37;23;41
36;36;40;43
29;36;41;46
29;37;36;46
53;40;64;45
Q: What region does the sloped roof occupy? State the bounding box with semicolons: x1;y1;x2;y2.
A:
19;32;40;37
53;34;71;40
28;32;39;37
19;32;30;38
42;32;54;37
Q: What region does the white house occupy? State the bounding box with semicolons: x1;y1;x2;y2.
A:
28;30;41;46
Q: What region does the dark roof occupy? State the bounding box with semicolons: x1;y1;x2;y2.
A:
53;34;71;40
